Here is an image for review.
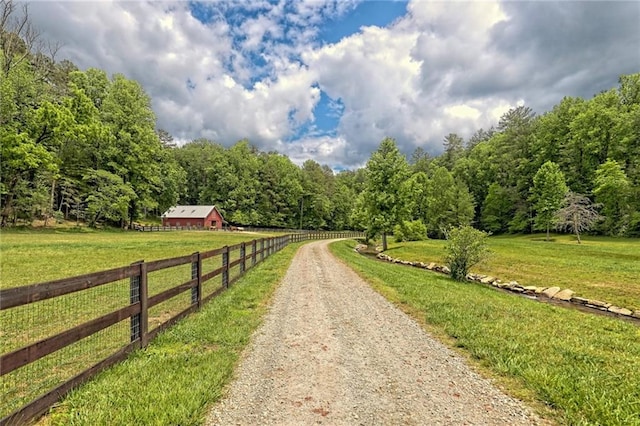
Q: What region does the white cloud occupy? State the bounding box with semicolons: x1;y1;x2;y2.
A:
25;0;640;168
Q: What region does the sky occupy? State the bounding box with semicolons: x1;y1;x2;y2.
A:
27;0;640;170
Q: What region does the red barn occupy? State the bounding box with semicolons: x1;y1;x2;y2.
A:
161;205;225;230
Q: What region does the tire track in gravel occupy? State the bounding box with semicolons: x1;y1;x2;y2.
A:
207;240;543;425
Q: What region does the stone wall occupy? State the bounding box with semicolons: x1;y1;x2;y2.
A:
361;247;640;322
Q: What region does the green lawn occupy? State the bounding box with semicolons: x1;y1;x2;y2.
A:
39;242;301;425
383;234;640;311
331;239;640;426
0;228;278;289
0;228;283;420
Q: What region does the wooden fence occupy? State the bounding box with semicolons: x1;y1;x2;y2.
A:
0;231;363;425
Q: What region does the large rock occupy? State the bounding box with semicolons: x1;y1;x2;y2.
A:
570;296;589;305
632;311;640;319
586;299;611;309
608;306;633;316
541;286;561;298
523;286;538;293
480;276;496;284
553;289;574;301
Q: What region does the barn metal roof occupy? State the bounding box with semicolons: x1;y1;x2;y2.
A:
161;205;220;219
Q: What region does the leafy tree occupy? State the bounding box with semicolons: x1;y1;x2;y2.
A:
257;152;302;228
532;161;568;240
593;159;630;235
83;169;135;227
481;183;513;233
363;137;410;250
444;225;490;281
100;74;164;226
226;140;261;224
403;171;429;224
425;166;456;238
0;55;58;225
555;192;602;243
300;159;332;229
452;179;475;227
393;220;427;242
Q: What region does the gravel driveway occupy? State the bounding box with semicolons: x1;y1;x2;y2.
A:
207;240;542;425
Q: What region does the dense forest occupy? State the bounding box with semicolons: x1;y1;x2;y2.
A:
2;2;639;237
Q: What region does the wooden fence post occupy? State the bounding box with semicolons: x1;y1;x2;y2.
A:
260;239;265;262
252;240;257;267
222;246;229;288
191;252;201;308
130;260;148;346
240;242;246;275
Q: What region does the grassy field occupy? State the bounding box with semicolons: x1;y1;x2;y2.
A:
0;228;284;420
383;234;640;311
331;240;640;426
39;242;301;425
0;228;280;289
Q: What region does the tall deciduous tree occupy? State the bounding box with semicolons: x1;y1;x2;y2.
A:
363;137;409;250
532;161;568;240
100;74;164;226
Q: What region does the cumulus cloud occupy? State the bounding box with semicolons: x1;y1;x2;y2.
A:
25;0;640;168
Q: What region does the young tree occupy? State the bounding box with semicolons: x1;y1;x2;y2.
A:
555;192;602;243
363;137;410;251
532;161;568;240
444;225;490;281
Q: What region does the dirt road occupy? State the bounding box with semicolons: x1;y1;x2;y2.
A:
207;240;541;425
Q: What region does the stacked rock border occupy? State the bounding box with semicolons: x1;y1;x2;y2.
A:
355;245;640;322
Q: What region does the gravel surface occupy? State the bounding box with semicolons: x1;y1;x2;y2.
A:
207;240;543;425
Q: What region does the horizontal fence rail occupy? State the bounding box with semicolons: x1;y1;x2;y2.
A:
0;231;363;425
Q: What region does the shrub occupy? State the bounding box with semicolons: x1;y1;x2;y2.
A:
394;220;427;242
444;225;490;281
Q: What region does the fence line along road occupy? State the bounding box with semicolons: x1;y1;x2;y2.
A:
0;231;363;425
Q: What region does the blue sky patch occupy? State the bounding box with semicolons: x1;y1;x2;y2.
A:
319;1;408;44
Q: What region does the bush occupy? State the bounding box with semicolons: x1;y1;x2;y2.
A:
394;220;427;242
444;225;490;281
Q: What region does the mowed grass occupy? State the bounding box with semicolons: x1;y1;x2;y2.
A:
39;242;301;426
0;228;279;288
384;234;640;311
331;240;640;426
0;228;283;419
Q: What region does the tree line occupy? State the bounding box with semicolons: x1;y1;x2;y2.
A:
358;73;640;247
2;1;638;238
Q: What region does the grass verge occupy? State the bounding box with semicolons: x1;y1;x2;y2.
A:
38;242;302;426
383;234;640;311
331;239;640;426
